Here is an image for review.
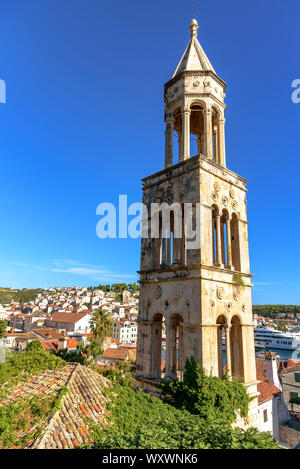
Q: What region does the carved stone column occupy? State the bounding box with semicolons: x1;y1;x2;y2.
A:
217;325;224;378
213;124;219;162
178;134;183;162
215;214;223;267
164;119;174;168
170;323;177;379
166;235;171;266
165;319;172;379
218;117;226;166
225;324;231;377
172;237;180;266
182;109;191;160
205;106;213;159
161;231;166;267
226;216;233;269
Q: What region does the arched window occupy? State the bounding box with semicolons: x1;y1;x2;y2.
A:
173;108;182;163
211;205;219;265
230;316;244;381
167;314;184;380
221;209;229;266
212;107;220;163
231;213;241;271
152;313;164;379
216;315;227;378
154;205;185;268
189;104;205;157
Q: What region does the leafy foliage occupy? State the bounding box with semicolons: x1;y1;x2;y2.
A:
100;360;136;387
0;319;7;339
290;397;300;406
87;384;278;449
233;273;245;287
0;288;45;305
89;309;112;351
253;304;300;319
160;357;250;424
0;385;69;448
0;346;65;399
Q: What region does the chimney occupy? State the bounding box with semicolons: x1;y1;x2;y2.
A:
58;337;68;351
265;351;282;391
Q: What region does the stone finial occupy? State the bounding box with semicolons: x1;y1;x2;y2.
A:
265;350;277;360
189;18;199;38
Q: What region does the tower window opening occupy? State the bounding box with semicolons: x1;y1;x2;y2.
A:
212;109;219;163
173;109;182;163
190;105;204;158
173;131;179;163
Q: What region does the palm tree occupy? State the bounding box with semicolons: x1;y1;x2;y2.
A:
89;309;112;346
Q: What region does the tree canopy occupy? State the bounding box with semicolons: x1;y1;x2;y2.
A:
0;320;7;339
160;357;249;424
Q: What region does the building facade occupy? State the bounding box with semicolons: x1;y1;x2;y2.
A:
135;19;259;425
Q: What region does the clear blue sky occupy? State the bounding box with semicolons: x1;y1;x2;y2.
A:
0;0;299;304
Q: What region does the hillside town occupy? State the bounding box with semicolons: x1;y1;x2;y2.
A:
0;285;300;447
0;286;138;365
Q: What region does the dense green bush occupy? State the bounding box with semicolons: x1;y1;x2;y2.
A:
0;346;65;398
100;360;136;387
160;357;249;424
87;384;278;449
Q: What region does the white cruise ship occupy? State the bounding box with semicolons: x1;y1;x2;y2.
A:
254;328;300;350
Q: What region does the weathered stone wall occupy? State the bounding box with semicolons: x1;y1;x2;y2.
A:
279;425;300;448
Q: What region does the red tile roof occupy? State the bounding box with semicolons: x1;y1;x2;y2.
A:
281;359;300;373
33;328;64;339
50;312;89;323
102;347;129;360
257;374;281;404
1;364;112;449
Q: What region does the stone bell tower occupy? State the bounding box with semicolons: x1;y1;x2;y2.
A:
135;19;259;424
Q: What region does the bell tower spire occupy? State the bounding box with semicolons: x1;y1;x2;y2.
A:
164;19;226;168
136;19;259;429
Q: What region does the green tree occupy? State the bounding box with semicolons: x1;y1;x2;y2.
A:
111;283;127;294
26;340;43;352
89;309;112;346
277;322;288;333
0;320;7;339
86;384;278;449
290;396;300;416
160;356;250;424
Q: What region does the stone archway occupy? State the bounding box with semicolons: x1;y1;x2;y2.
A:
151;313;164;379
166;313;184;380
216;314;227;378
230;315;244;381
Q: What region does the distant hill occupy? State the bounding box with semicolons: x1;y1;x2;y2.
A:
253;305;300;319
0;288;45;305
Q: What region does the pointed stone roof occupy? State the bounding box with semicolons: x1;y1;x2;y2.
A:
172;19;216;78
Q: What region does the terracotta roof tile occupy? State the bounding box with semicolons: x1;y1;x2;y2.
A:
0;364;112;449
257;374;281;404
50;312;89;324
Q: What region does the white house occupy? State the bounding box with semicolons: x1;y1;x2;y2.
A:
111;320;137;344
45;312;91;334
